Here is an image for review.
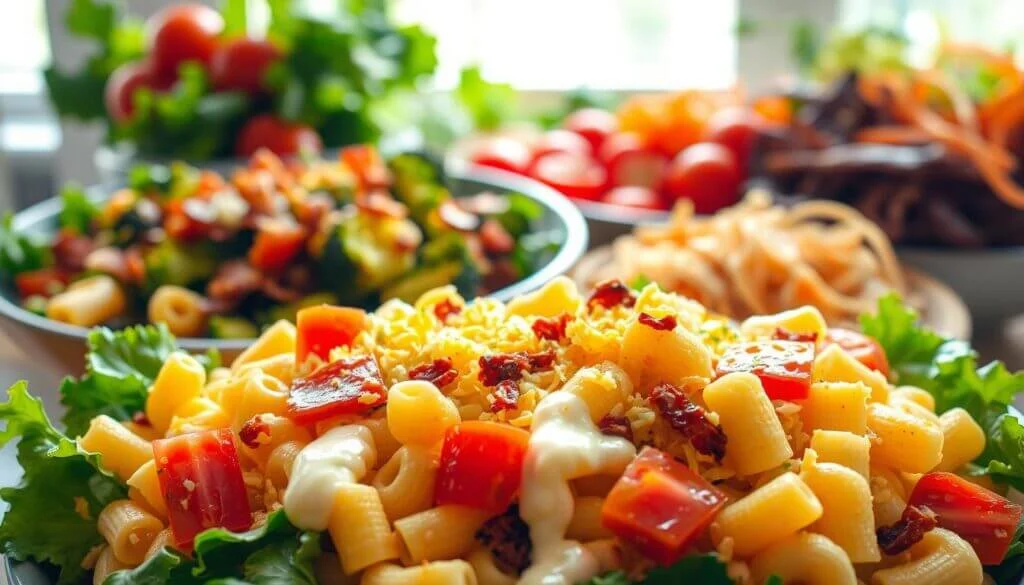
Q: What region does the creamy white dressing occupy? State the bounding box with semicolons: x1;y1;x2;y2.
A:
518;391;636;585
283;425;376;531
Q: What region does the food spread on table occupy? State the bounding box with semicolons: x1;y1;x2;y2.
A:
1;280;1022;585
0;147;554;338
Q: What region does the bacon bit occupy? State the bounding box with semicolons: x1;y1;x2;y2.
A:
490;380;520;412
479;219;515;255
482;258;520;293
438;200;481;232
260;277;304;303
598;415;634;442
207;260;263;303
53;230;95;273
434;299;463;323
526;350;556;372
132;412;152;427
638;312;677;331
479;353;530;387
877;505;938;555
773;328;819;343
476;504;532;575
287;355;388;424
295;193;335;230
650;383;727;462
587;279;636;311
356;191;408;219
409;358;459;389
238;415;271;449
531;314;571;341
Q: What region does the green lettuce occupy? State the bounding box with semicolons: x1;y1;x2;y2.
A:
0;381;127;584
58;184;100;235
0;212;51;277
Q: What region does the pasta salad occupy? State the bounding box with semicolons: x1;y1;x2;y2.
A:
2;279;1024;585
0;146;553;338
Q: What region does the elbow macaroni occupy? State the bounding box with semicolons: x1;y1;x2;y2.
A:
46;275;127;327
147;285;208;338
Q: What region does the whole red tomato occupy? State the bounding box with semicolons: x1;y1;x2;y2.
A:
663;142;741;214
468;136;532;175
530;129;591;164
236;115;322;158
562;108;618;155
530;151;607;201
210;38;283;93
603;186;666;211
705;107;765;174
146;4;224;79
105;61;154;122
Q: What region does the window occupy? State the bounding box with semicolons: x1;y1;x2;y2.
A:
393;0;739;90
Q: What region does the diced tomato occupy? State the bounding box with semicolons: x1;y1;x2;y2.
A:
562;108;618;155
287;355;387;425
435;421;530;513
469;136;533;175
295;305;368;364
602;446;726;566
152;429;252;550
529;151;607;201
15;268;69;298
716;340;815;400
908;472;1024;565
823;328;890;378
164;198;214;241
340;145;391;191
248;218;306;273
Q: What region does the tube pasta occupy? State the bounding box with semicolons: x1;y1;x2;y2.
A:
935;408;986;472
79;415;152;482
127;459;166;519
871;528;982;585
231;320;297;369
46;275;126;327
361;560;478;585
867;403;944;473
394;505;491;563
146;352;206;435
809;430;871;480
798;382;871;435
712;472;823;557
97;499;164;565
386;380;461;447
147;285;208;338
801;450;881;562
813;344;890;403
92;546;129;585
562;362;633;423
750;532;858;585
328;483;400;574
703;373;793;475
373;446;437;521
620;314;714;389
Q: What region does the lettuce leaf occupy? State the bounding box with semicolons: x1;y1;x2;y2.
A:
0;212;51;277
58;184;99;235
61;325;220;437
582;553;731;584
0;381;126;585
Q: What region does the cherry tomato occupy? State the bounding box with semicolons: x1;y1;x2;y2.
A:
529;151;607;201
705;107;764;174
210;38;282;93
105;61;155;122
599;132;668;189
236;115;322;158
603;186;666;211
717;340;816;400
908;472;1024;565
340;145;391;191
287;355;387;425
823;328;890;378
468;136;532;175
562;108;618;155
145;4;224;79
602;447;726;566
663;142;741;214
530;129;592;164
248;217;306;273
435;421;530;513
15;268;69;299
152;429;252;550
295;305;369;364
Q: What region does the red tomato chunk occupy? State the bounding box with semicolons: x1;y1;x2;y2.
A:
716;340;815;400
152;429;252;550
908;472;1024;565
295;305;368;364
823;328;890;378
287;355;387;425
602;447;726;566
435;421;530;513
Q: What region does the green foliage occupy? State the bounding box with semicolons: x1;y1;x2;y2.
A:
0;213;51;277
455;66;520;131
58;184;100;234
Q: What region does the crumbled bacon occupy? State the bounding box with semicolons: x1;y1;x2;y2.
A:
207;260;263;303
650;383;727;461
480;219;515;255
638;312;677;331
287;355;388;424
409;358;459;389
260;277;304;303
526;350;556;372
475;504;532;575
131;412;152;427
434;299;463;323
53;231;95;273
478;353;530;387
877;505;938;555
438;200;481;232
531;314;570;341
773;328;819;343
490;380;520;412
356;191;408;219
239;415;271;449
598;415;634;442
587;279;636;311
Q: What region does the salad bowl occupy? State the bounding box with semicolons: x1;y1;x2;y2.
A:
0;165;587;378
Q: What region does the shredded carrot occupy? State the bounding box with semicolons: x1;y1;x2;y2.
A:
854;126;932;145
